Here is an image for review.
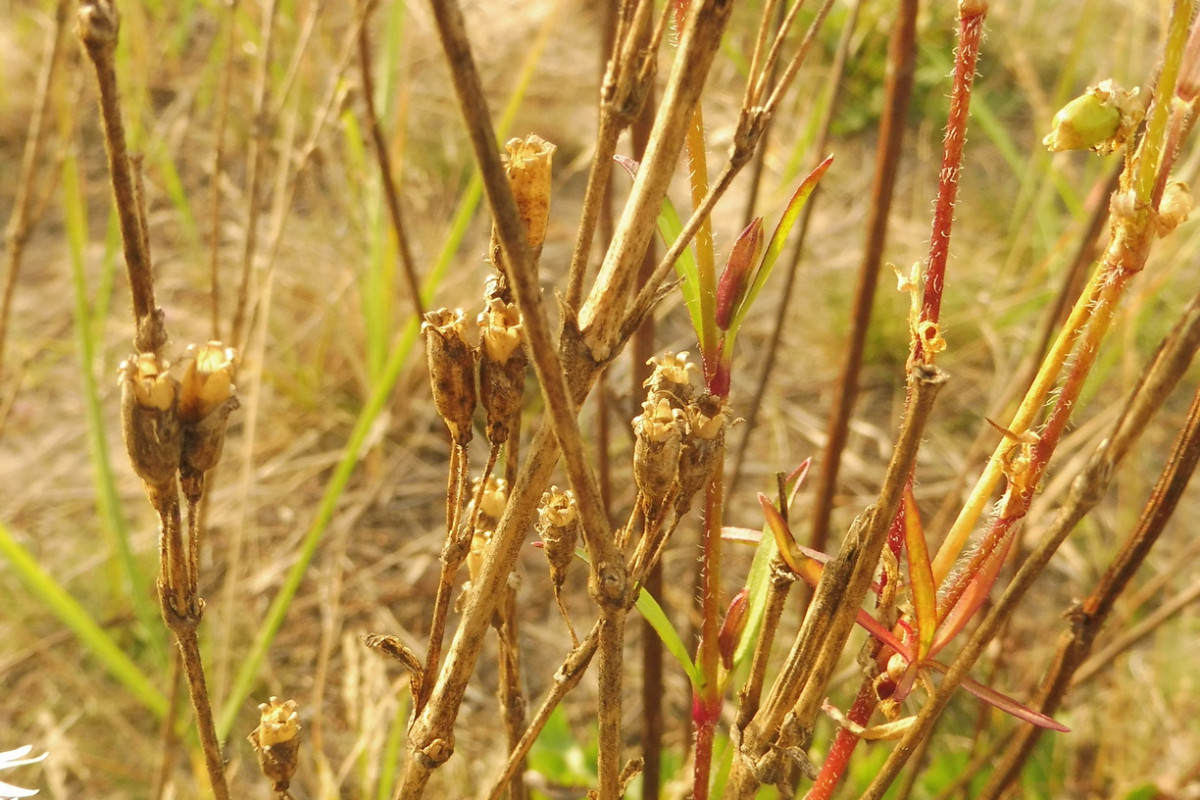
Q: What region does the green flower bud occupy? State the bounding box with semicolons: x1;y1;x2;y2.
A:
1043;80;1141;155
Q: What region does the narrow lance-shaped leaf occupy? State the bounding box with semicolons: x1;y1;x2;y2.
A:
614;154;704;339
924;661;1070;732
727;154;834;338
715;218;764;331
901;483;937;660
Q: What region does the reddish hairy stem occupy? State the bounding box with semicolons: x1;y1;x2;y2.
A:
691;457;725;800
915;2;986;362
808;682;880;800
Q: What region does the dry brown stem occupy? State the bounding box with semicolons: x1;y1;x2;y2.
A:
77;0;165;356
357;0;425;322
230;0;279;350
1;0;70;381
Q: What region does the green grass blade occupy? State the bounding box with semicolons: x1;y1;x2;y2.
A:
0;520;167;717
635;586;702;691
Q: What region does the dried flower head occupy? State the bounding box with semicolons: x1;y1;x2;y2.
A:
178;342;240;494
633;397;685;508
477;298;528;445
423;308;477;447
537;486;580;590
503;134;556;258
644;351;697;405
119;353;181;490
468;476;509;531
676;394;731;515
248;697;300;794
1156;181;1192;237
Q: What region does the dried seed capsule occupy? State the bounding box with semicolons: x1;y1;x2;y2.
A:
1156;181;1192;237
537;486;579;592
633;397;685;510
178;342;239;498
676;393;730;515
248;696;300;794
423;308;477;447
477;298;527;445
490;134;557;280
119;353;181;490
467;475;509;532
643;351;697;406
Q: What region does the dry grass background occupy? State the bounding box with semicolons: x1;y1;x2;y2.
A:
2;0;1200;798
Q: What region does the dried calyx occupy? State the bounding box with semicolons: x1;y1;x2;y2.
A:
249;696;301;794
119;342;238;501
477;292;527;446
423;308;477;448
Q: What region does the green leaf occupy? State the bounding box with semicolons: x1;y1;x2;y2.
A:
728;155;834;338
614;155;704;339
636;585;703;691
0;521;167;717
901;483;937;660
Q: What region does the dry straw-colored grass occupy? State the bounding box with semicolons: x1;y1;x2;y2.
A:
2;1;1200;798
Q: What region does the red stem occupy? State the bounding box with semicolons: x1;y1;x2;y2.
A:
808;681;880;800
916;4;986;361
691;456;725;800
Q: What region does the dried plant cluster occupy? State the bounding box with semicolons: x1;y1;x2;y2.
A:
4;1;1200;800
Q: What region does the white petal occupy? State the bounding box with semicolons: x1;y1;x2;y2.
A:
0;748;32;764
0;778;38;797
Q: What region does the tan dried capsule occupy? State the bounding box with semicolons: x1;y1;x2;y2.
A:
676;393;730;515
119;353;181;490
467;475;509;532
633;397;685;509
477;298;527;445
644;351;697;406
178;343;239;498
537;486;579;591
423;308;477;447
248;696;300;794
466;529;492;585
1157;181;1192;237
491;134;557;278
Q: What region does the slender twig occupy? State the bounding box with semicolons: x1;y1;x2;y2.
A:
1;0;70;379
799;0;914;553
230;0;279;350
78;0;165;356
207;0;238;341
564;0;662;309
976;304;1200;797
357;0;425;322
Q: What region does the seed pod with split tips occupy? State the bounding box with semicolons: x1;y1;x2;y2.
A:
643;351;697;406
633;397;685;513
178;342;239;501
467;475;509;532
676;393;730;515
537;486;579;592
478;298;527;445
248;696;300;794
119;353;181;491
490;134;557;281
423;308;477;447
